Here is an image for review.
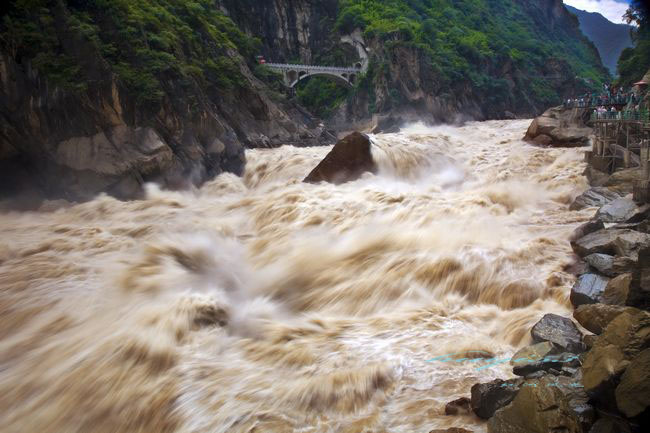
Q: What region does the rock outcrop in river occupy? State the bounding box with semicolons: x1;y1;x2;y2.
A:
304;132;377;184
524;106;593;147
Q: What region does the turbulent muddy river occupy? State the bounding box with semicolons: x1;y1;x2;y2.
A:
0;120;594;433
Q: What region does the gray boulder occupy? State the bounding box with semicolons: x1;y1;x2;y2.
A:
571;229;650;258
583;253;636;277
596;197;641;223
570;187;620;211
570;273;609;307
570;220;605;242
531;314;585;353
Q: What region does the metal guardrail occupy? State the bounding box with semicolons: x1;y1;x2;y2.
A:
265;63;361;73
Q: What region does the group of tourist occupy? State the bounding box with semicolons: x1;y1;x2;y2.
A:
592;105;647;120
564;85;640;109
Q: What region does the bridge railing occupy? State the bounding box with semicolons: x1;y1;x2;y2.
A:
264;63;361;73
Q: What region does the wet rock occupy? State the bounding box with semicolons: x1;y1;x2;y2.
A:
487;376;595;433
510;342;558;366
570;273;609;307
584;254;635;277
582;309;650;406
603;273;632;305
531;314;586;353
570;187;621;211
513;352;581;377
588;416;632;433
596;197;642;223
532;134;553;146
471;378;523;419
304;132;377;184
605;168;646;195
570;220;605;242
627;246;650;311
615;348;650;418
445;396;471;415
573;304;635;335
571;229;650;259
612;231;650;261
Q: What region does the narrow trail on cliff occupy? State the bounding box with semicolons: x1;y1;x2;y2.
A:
0;120;594;433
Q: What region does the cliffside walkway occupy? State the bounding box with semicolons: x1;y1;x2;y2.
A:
587;110;650;202
265;63;363;88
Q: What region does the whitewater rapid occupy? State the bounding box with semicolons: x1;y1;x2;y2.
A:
0;120;594;432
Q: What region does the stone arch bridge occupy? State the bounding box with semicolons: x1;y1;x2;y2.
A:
265;63;363;88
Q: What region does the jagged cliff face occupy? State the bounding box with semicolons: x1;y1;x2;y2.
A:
222;0;610;123
0;0;610;204
0;1;330;204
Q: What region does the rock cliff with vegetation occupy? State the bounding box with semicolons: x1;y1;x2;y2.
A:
224;0;610;124
0;0;613;202
0;0;330;203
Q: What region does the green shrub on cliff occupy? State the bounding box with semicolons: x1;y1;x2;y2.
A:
1;0;260;109
296;76;349;119
616;1;650;87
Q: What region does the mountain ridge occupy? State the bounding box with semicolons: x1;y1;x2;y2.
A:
566;4;634;76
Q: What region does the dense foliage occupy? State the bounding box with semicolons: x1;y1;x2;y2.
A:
1;0;260;110
336;0;610;108
617;0;650;87
296;76;349;119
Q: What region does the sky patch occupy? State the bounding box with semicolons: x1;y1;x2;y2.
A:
564;0;630;24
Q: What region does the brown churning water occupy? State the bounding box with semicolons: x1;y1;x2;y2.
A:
0;120;594;432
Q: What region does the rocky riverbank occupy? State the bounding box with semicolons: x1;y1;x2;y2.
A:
436;120;650;433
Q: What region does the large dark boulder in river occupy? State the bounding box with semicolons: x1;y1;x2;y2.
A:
531;313;585;353
304;132;377;184
524;106;592;147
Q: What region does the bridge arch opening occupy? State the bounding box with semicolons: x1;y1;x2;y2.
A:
290;72;354;89
294;74;352;119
